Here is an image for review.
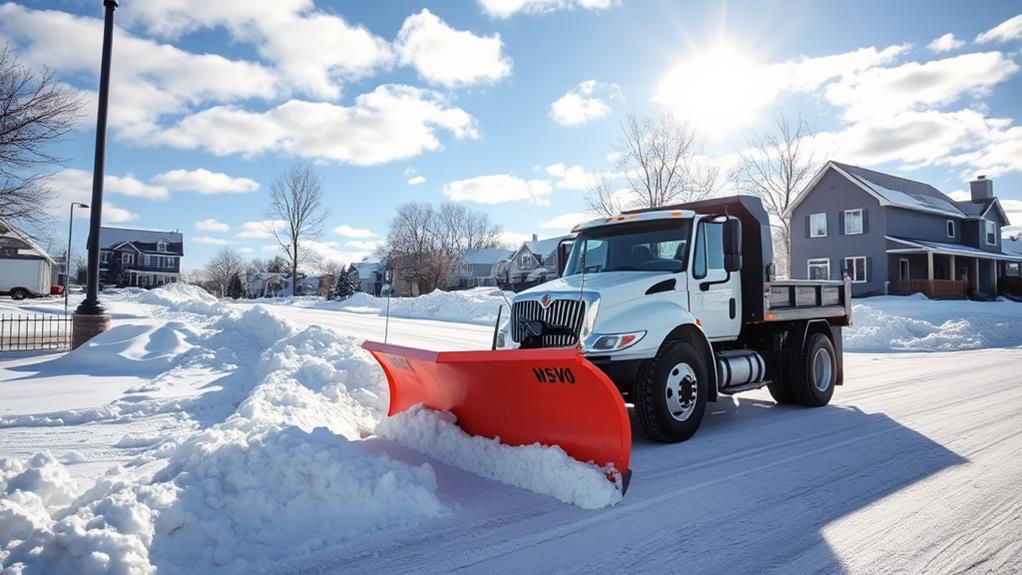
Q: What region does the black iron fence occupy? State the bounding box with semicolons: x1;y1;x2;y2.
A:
0;314;74;352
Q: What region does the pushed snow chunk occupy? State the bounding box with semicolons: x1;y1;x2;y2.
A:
377;406;624;509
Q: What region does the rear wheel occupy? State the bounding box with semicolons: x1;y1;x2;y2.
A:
767;377;797;405
9;288;29;301
634;341;708;443
791;332;836;407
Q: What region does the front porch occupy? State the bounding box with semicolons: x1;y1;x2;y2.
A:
887;237;1021;300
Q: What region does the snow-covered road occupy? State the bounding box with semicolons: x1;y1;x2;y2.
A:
288;346;1022;575
3;290;1021;574
241;300;1022;575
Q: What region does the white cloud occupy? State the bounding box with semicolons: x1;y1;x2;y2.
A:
194;236;232;246
194;218;231;233
407;175;427;186
442;175;553;205
500;231;533;247
156;85;477;165
823;51;1019;121
540;212;590;230
333;225;377;239
976;14;1022;44
43;169;146;224
479;0;617;19
152;169;259;194
948;190;970;201
545;163;602;190
396;9;511;87
344;240;384;251
237;220;285;239
98;204;140;224
549;80;618;126
0;3;278;141
45;168;169;200
238;247;255;254
928;33;965;53
124;0;392;100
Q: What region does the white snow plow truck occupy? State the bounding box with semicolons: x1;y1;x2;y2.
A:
364;195;851;494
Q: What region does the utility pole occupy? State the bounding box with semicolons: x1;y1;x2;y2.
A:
72;0;118;348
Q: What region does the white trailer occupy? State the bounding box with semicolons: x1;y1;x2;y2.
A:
0;258;53;300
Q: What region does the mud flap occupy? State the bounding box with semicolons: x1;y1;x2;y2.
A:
363;341;632;492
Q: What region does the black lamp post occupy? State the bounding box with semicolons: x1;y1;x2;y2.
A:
72;0;118;348
65;201;89;315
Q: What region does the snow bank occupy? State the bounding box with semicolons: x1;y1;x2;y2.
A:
316;287;509;326
378;406;623;509
847;295;1022;352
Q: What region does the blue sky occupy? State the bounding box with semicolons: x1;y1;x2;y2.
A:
3;0;1021;270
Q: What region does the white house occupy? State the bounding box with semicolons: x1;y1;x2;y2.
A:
245;272;285;298
499;235;571;291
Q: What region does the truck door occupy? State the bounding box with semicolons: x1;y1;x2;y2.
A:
688;219;741;340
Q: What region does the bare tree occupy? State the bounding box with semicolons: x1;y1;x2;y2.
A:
731;113;820;276
587;113;718;216
205;247;245;297
0;45;85;234
384;202;502;294
268;161;329;295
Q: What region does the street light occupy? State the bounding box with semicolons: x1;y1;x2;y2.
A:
72;0;117;348
65;202;89;315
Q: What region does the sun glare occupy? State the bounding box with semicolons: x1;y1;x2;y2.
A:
655;43;770;135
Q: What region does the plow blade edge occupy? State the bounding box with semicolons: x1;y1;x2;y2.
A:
363;341;632;486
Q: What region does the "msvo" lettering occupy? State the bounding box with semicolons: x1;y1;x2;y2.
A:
532;367;575;384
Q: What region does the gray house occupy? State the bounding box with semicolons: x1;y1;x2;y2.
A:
98;226;183;288
451;248;513;289
499;235;571;292
788;161;1020;298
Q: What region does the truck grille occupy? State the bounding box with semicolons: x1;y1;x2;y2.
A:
511;298;586;348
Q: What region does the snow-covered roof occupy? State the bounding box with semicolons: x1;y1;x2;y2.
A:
1002;238;1022;257
100;226;183;253
832;162;965;218
462;248;513;265
0;219;55;264
523;236;570;259
887;236;1022;261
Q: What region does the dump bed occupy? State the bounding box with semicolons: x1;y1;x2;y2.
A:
763;276;852;326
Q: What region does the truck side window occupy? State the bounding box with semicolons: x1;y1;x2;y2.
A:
693;224;707;278
705;222;724;271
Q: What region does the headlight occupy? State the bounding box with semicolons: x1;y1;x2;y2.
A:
580;299;600;339
589;331;645;352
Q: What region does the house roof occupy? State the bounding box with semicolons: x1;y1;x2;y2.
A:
0;219;55;264
887;236;1022;261
352;261;380;280
830;162;965;217
523;235;570;260
100;227;184;254
462;248;513;265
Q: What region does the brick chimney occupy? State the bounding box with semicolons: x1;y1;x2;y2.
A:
531;233;538;241
970;175;993;202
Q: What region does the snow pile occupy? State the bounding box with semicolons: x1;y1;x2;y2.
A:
847;295;1022;352
0;306;448;574
331;287;509;326
378;406;623;509
58;321;199;376
134;283;226;316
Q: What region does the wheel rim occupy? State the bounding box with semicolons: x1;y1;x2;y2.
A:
665;362;697;421
813;347;833;392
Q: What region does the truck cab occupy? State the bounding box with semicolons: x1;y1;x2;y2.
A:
497;196;852;443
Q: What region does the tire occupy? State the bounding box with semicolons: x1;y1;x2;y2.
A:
634;340;709;443
9;288;29;301
791;332;837;407
767;377;797;405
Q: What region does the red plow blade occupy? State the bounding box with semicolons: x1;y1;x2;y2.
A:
363;341;632;491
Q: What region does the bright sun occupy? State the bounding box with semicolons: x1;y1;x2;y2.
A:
655;44;768;135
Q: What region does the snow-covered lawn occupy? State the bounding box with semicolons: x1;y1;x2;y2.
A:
2;286;1022;573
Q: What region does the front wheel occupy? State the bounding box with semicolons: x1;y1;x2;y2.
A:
633;341;708;443
9;288;29;301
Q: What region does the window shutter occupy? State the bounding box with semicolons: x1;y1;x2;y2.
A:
839;212;845;235
862;209;869;234
805;215;810;238
866;257;871;282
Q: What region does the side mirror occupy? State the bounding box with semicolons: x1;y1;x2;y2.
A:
723;218;742;272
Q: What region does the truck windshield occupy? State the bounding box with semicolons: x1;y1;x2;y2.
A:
564;219;692;275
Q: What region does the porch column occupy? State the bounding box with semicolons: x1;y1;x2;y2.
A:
991;260;998;293
974;258;980;292
927;251;934;280
949;254;955;281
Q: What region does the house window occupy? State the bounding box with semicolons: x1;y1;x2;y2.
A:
844;256;867;283
946;220;955;238
899;258;910;281
122;252;134;265
157;240;167;253
518;254;533;269
100;251;111;264
807;258;830;280
844;209;863;235
986;220;997;245
809;213;827;238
